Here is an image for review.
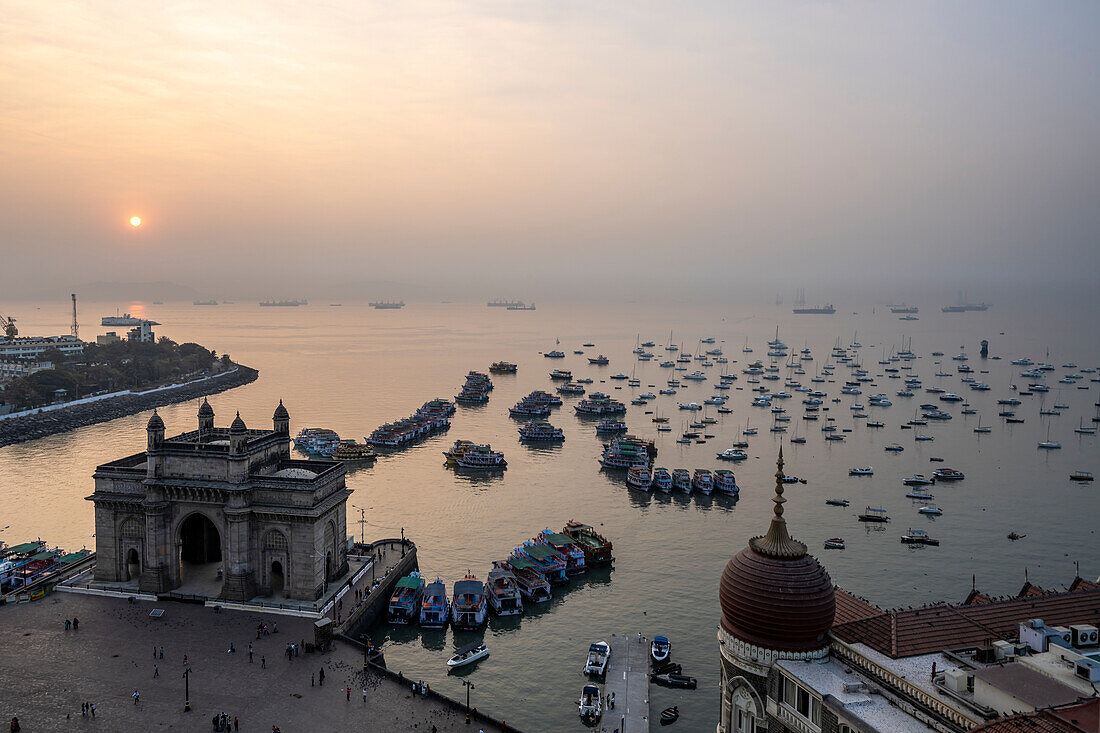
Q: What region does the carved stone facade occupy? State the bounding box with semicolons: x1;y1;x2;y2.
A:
88;400;350;602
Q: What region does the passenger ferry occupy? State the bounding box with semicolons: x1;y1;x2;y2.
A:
575;393;627;416
419;579;450;627
626;465;654;491
557;382;586;395
692;469;714;494
388;573;425;624
652;468;673;492
672;469;693;492
713;469;738;495
331;441;377;462
451;574;489;630
454;446;507;469
515;542;569;585
489;361;517;373
549;369;573;380
538;530;587;574
497;559;552;603
562;521;615;566
518;420;565;441
509;401;551;417
932;468;964;481
588;355;610;365
595;419;628;434
485;566;524;616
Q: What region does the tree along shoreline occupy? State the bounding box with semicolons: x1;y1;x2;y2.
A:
0;365;258;448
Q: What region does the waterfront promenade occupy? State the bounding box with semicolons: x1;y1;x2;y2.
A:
0;591;512;731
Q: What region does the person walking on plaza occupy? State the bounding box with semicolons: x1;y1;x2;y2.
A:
153;664;159;678
132;689;140;705
160;646;164;659
318;667;324;686
346;687;350;701
261;655;266;669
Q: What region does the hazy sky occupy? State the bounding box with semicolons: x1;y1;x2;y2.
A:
2;1;1098;299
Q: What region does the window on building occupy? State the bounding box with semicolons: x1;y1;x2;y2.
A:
783;675;797;707
839;725;853;733
796;687;810;717
811;697;822;725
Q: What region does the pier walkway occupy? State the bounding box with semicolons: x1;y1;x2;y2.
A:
603;632;650;733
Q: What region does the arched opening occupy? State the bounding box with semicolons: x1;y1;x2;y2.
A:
177;513;223;596
324;521;336;581
125;548;141;581
270;561;285;596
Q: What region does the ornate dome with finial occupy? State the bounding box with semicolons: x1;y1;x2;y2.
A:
719;448;835;653
198;398;214;417
273;400;289;420
147;410;165;431
229;411;247;433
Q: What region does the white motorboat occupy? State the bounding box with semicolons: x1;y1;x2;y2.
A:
584;641;610;677
651;635;671;663
579;684;602;720
849;466;874;476
446;641;489;669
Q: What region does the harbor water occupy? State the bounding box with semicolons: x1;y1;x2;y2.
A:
1;299;1098;732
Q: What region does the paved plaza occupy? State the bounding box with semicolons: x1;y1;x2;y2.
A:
0;591;505;732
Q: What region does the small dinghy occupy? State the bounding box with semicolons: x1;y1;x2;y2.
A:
652;661;682;675
660;706;680;726
652;672;697;689
651;636;671;663
446;641;489;669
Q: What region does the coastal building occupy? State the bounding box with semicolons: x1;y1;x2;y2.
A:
126;322;155;343
0;335;84;359
97;331;122;345
88;400;350;602
0;359;52;381
717;450;1100;733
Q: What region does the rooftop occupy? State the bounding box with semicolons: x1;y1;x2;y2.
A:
971;664;1082;709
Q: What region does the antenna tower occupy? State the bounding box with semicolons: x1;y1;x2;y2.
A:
70;294;79;340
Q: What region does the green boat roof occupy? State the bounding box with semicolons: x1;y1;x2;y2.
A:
5;542;42;554
395;575;423;590
507;556;536;570
522;544;558;560
59;553;86;564
544;532;575;545
30;551;55;561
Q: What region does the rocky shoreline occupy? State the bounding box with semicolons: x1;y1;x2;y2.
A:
0;365;258;448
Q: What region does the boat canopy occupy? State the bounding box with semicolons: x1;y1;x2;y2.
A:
395;575;423;590
454;642;484;656
58;553;86;564
583;685;600;695
4;542;42;554
654;636;669;644
29;551;55;561
523;544;559;560
506;556;537;570
544;532;576;546
589;643;608;653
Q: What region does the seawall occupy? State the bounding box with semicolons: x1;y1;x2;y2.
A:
0;365;258;447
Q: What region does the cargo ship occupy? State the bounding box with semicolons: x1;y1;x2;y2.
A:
369;300;404;309
260;299;307;306
487;299;526;308
793;304;836;314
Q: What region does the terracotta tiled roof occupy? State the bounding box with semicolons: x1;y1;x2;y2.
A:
972;699;1100;733
964;589;994;605
1017;581;1048;598
833;587;882;625
831;587;1100;658
1069;576;1099;592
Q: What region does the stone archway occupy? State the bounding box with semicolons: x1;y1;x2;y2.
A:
262;529;289;597
125;548;141;581
177;512;223;596
323;521;336;581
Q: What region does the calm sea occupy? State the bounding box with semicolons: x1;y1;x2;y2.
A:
1;299;1097;732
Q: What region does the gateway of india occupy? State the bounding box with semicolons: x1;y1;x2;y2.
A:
88;399;350;601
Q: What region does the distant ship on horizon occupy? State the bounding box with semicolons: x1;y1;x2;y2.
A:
193;300;218;306
369;300;405;309
101;310;159;327
260;299;307;307
488;298;526;308
793;304;835;314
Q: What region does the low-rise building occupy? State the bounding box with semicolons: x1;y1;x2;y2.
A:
97;332;122;345
0;359;53;380
0;335;84;359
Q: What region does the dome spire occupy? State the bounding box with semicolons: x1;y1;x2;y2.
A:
749;446;807;558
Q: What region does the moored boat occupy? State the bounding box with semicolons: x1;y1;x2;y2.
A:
419;578;450;627
447;642;489;669
387;572;425;624
562;521;615;566
497;558;552;603
713;469;738;495
485;565;523;616
584;641;610;677
651;636;671;663
450;573;488;630
626;465;654;491
692;469;713;494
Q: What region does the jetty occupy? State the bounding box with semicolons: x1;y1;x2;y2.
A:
605;633;650;733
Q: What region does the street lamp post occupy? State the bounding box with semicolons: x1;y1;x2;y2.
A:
182;667;192;712
462;679;474;724
400;527;405;557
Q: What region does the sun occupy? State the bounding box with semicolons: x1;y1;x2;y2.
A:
130;216;142;227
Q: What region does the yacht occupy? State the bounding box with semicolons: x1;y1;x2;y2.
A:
485;566;523;616
544;350;565;358
849;467;874;476
717;448;748;461
588;354;609;365
578;684;603;720
451;574;488;630
447;642;490;669
584;641;611;677
651;636;671;663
